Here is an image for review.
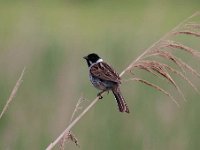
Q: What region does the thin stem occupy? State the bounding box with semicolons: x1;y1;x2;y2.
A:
0;67;26;119
45;96;100;150
69;96;84;123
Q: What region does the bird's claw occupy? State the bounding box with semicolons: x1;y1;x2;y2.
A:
97;93;103;99
99;95;103;99
97;90;109;99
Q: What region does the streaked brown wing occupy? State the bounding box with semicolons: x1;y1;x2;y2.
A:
90;62;121;83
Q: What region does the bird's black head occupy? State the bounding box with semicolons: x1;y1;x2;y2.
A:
83;53;101;67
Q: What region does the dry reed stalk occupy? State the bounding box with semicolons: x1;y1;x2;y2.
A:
46;96;100;150
164;64;199;93
173;30;200;37
133;60;177;86
166;41;200;58
124;77;179;107
59;131;79;150
0;67;26;119
148;49;200;78
45;12;200;150
134;60;187;101
59;97;84;149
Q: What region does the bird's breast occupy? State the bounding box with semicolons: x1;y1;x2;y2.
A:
89;75;117;90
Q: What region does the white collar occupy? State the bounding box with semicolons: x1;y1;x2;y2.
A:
96;58;103;63
89;58;103;68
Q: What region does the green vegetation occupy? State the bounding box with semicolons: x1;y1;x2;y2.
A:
0;1;199;150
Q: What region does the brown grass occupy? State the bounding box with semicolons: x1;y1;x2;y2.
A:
166;41;200;58
121;12;200;105
133;60;186;102
124;77;179;107
59;96;84;149
0;68;26;120
173;30;200;37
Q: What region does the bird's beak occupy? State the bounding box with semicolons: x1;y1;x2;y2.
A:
83;56;88;59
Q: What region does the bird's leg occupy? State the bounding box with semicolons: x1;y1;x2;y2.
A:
107;90;109;95
97;90;106;99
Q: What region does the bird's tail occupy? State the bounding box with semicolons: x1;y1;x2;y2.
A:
112;86;129;113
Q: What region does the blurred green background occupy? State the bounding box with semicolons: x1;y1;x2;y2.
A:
0;0;200;150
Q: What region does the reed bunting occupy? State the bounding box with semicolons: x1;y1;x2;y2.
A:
83;53;129;113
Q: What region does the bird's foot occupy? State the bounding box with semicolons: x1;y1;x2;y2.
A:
97;90;108;99
97;92;103;99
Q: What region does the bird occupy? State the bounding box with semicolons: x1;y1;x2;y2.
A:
83;53;129;113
